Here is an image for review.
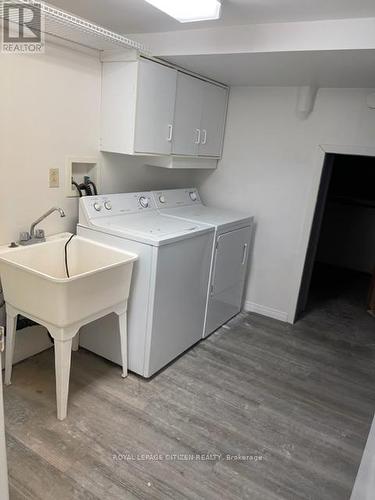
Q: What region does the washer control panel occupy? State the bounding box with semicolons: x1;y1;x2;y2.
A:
152;188;201;209
80;192;156;219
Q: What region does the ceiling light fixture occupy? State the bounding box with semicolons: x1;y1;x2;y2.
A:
145;0;222;23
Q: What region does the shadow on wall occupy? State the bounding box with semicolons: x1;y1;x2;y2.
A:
99;153;214;194
242;219;257;308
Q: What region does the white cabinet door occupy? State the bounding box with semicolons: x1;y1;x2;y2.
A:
205;226;252;336
199;82;228;157
172;73;203;156
100;58;227;160
134;59;177;155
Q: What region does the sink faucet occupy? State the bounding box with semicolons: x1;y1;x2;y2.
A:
19;207;66;246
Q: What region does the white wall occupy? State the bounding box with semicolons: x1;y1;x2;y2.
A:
0;43;101;245
195;87;375;321
100;153;197;194
0;42;103;357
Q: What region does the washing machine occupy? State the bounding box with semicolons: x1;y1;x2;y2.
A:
152;188;254;337
77;192;214;377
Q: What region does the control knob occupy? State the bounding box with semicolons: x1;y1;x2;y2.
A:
104;201;112;210
139;196;149;208
93;202;102;212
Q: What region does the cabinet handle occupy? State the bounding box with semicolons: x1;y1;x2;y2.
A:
167;124;173;142
195;128;201;144
202;129;207;145
242;244;248;265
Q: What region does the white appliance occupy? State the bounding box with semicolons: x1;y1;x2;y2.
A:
77;192;214;378
152;188;254;337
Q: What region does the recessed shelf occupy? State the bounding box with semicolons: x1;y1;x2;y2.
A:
65;157;100;198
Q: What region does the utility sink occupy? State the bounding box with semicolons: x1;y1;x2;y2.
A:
0;234;137;328
0;233;137;420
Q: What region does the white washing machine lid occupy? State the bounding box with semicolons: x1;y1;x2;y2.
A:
83;212;213;246
160;205;253;234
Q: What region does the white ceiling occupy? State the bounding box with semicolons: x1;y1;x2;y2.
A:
51;0;375;34
165;50;375;87
49;1;375;88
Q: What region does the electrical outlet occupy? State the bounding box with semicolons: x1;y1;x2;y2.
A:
49;168;60;188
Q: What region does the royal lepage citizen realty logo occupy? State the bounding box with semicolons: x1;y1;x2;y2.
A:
2;1;45;53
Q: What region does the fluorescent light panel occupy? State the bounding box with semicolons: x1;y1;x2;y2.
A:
145;0;221;23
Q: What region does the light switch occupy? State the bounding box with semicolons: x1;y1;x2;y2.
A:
49;168;60;188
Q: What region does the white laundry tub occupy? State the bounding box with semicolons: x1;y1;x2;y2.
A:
0;234;137;328
0;234;137;420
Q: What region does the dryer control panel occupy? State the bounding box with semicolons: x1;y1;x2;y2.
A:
79;192;156;221
152;188;201;209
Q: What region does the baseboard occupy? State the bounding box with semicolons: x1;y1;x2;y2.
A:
244;301;289;323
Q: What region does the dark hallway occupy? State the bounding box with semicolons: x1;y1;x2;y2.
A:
297;154;375;326
305;263;374;344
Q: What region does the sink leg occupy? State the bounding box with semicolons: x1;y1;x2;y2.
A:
5;305;18;386
116;309;128;379
53;336;74;421
72;333;80;352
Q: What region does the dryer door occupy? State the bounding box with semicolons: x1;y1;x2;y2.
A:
205;226;252;337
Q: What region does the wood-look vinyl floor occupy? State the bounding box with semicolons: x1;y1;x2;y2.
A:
3;267;375;500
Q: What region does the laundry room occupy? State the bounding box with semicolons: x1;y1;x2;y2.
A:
0;1;375;499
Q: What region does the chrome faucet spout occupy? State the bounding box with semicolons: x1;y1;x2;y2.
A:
30;207;66;238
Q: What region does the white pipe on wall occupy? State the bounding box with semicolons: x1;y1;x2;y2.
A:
296;86;318;119
0;327;9;500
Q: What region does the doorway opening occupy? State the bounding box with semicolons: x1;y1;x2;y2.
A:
295;153;375;325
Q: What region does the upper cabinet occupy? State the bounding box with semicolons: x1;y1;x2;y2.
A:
199;81;228;157
134;60;177;155
172;73;203;157
101;58;177;155
172;73;228;158
100;57;228;162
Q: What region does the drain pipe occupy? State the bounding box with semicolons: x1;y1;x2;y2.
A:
0;327;10;500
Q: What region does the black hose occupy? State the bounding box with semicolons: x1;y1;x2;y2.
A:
84;183;93;196
72;179;98;197
72;180;83;197
86;180;98;195
64;234;75;278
